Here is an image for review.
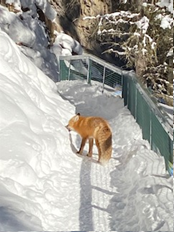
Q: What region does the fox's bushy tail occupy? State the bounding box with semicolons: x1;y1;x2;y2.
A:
97;125;112;165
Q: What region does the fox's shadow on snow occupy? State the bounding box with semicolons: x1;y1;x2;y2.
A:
68;132;115;230
67;132;94;230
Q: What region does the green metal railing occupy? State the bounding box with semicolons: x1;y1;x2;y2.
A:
123;72;173;173
59;54;173;175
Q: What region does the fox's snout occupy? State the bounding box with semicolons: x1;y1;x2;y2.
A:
65;125;71;131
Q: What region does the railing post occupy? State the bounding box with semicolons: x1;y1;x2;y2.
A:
68;61;71;80
59;59;62;81
87;57;91;84
150;110;152;147
102;66;106;93
135;84;138;120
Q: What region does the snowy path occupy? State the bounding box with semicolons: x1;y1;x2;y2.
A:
57;81;122;231
57;81;173;231
0;31;172;231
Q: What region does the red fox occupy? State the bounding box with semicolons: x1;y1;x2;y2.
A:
66;113;112;164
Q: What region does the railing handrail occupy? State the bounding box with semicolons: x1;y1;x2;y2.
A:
59;54;123;75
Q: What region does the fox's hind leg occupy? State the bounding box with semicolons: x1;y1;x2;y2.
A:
77;137;87;155
87;138;93;157
95;139;102;162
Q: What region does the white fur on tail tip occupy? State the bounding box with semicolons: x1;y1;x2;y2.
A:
99;158;110;166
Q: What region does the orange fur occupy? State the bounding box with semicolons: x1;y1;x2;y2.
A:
66;113;112;164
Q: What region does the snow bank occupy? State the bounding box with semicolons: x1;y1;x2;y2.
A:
51;32;83;57
0;30;77;230
0;4;83;82
0;4;59;81
0;6;35;46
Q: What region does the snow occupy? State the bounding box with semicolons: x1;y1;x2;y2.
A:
136;16;149;34
156;1;173;29
3;0;57;20
0;28;173;231
0;4;83;82
20;0;57;20
84;11;140;28
160;14;173;29
157;0;173;14
0;1;173;231
51;31;83;57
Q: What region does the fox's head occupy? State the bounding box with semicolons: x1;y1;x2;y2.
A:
66;113;80;131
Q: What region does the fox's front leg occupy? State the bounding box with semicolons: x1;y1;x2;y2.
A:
77;137;87;155
87;138;93;157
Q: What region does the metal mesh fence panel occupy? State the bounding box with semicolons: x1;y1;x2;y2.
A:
59;60;69;80
105;68;122;88
127;77;136;117
60;58;88;81
137;90;151;143
87;58;123;91
151;113;173;169
90;59;104;84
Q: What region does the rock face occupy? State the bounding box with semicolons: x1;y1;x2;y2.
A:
51;0;113;48
74;0;113;47
52;0;129;65
51;0;173;105
51;0;144;49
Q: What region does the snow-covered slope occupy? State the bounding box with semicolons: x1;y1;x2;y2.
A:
0;29;172;231
0;29;75;230
0;2;83;82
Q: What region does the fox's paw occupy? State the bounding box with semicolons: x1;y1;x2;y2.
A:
87;153;92;157
98;159;109;166
76;151;82;155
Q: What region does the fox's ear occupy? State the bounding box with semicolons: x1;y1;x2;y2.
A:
74;114;80;122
